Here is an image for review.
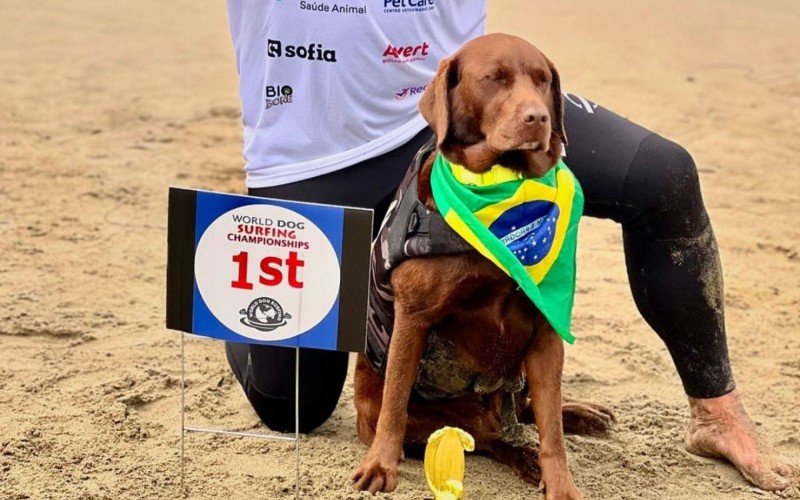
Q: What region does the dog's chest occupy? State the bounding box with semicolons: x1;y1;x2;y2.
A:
412;284;537;401
413;333;525;400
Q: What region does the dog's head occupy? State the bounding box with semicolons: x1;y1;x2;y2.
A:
419;33;566;177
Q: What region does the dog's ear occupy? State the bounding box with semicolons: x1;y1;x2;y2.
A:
419;56;458;147
546;56;568;146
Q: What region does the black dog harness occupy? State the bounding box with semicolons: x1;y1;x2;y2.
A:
366;136;472;375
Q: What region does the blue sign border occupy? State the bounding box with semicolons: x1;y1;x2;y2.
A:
190;191;344;350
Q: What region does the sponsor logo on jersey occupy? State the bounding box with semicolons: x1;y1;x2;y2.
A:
299;1;367;14
382;42;430;64
395;84;428;100
265;85;294;109
267;39;337;62
383;0;435;13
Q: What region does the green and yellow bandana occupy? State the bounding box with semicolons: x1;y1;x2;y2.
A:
430;153;584;343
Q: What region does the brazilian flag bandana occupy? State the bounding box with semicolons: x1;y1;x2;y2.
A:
430;153;584;343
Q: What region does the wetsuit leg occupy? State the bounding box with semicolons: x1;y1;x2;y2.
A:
562;93;734;398
225;129;432;432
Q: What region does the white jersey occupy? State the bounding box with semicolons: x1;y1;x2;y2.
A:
226;0;486;187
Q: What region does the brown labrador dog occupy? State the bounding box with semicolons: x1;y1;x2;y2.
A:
352;34;614;499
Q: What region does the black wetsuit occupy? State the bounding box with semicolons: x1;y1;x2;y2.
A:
225;94;734;433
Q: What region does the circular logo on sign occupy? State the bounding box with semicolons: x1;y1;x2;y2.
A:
239;297;292;331
281;85;293;97
194;204;341;342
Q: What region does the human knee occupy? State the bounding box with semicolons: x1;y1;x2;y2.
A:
254;396;337;434
624;134;708;236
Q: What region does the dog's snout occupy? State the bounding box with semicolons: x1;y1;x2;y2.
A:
522;107;548;125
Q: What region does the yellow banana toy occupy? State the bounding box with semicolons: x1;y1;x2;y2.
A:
424;426;475;500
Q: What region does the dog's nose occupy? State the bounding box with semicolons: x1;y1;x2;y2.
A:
522;107;549;125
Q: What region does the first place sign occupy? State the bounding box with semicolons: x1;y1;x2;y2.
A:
166;188;373;353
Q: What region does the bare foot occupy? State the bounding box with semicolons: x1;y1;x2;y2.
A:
685;391;798;491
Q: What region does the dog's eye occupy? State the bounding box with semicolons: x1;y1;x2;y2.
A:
531;69;550;86
483;73;506;83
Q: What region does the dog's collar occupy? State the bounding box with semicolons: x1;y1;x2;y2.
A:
444;156;524;187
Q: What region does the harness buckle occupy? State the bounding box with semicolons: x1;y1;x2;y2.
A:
407;211;419;234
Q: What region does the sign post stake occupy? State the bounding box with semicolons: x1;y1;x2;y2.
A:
293;265;304;500
180;331;186;495
295;346;300;500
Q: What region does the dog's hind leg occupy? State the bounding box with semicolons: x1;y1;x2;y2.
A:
480;439;542;484
408;390;504;442
516;392;616;436
561;397;616;436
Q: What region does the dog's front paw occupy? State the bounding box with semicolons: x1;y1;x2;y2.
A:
352;444;402;494
541;475;583;500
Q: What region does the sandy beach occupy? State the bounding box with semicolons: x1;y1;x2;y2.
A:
1;0;798;498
